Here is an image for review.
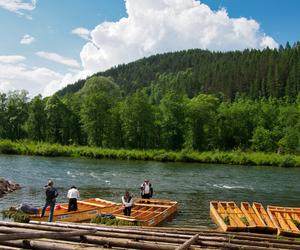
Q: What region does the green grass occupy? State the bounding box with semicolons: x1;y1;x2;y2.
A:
223;216;230;225
1;139;300;167
240;216;249;226
90;215;139;226
292;219;300;230
1;210;30;223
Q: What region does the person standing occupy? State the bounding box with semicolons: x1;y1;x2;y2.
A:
67;186;80;212
40;180;58;222
122;191;133;216
140;179;153;199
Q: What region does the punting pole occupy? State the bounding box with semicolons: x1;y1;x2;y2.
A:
175;234;199;250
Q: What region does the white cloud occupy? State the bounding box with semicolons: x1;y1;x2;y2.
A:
260;36;278;49
0;54;88;97
78;0;278;73
36;51;81;68
72;27;90;40
42;70;89;96
1;0;280;97
0;0;36;16
0;55;26;63
20;34;35;44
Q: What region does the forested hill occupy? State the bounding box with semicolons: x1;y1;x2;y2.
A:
2;42;300;153
57;42;300;100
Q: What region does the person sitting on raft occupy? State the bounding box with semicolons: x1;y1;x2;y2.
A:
121;191;133;216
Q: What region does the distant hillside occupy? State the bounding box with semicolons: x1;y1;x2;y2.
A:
57;43;300;100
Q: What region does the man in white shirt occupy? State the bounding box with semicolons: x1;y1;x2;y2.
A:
122;191;133;216
140;179;153;199
67;186;80;212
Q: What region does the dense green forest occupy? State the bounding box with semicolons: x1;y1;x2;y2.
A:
1;44;300;154
58;42;300;100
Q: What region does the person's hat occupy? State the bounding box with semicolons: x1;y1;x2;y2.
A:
71;186;77;189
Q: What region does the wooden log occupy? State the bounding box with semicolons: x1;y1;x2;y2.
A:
3;221;300;250
121;225;300;246
84;235;181;250
0;238;104;250
0;246;23;250
0;229;96;242
22;221;300;248
0;230;201;250
207;236;300;249
0;227;197;249
198;240;286;250
3;225;300;250
175;234;199;250
125;225;279;239
0;221;67;232
29;221;192;239
0;226;188;245
94;231;186;244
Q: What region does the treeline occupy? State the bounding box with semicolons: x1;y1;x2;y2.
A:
58;42;300;101
2;75;300;154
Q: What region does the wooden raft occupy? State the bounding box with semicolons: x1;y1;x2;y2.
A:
0;221;300;249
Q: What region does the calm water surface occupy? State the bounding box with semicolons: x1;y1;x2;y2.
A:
1;154;300;228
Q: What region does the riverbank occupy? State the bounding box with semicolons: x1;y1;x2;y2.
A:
0;178;20;198
0;140;299;167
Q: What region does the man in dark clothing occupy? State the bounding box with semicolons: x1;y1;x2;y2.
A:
40;180;58;222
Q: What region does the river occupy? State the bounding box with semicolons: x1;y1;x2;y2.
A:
0;154;300;227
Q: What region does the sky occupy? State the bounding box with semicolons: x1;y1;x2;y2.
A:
0;0;299;97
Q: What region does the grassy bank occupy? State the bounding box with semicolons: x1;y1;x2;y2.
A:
0;140;299;167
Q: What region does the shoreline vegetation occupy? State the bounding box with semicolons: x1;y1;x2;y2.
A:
0;140;299;168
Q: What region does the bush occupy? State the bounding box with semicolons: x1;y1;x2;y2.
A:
251;127;276;152
0;141;17;154
90;214;138;226
1;210;30;223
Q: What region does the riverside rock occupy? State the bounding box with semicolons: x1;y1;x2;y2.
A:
0;178;21;198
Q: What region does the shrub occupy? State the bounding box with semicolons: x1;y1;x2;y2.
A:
1;210;30;223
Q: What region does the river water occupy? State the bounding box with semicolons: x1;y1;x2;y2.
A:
0;154;300;228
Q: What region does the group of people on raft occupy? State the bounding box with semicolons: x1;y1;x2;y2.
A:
122;179;153;216
12;179;153;222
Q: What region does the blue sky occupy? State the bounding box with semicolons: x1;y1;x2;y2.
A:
0;0;299;96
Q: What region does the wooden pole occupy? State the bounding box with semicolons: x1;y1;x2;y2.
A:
84;235;180;250
2;221;300;250
175;234;199;250
13;222;300;247
0;226;188;245
197;240;284;250
29;221;192;239
5;226;300;250
0;229;96;242
0;239;100;250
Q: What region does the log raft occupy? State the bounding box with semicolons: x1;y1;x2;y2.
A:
0;221;300;249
